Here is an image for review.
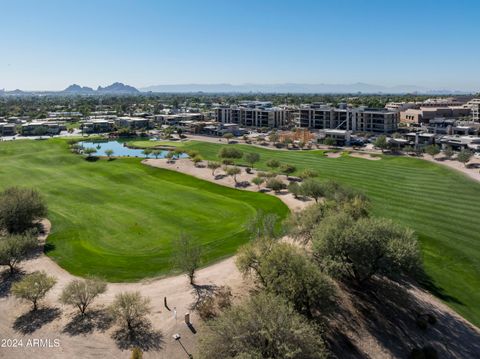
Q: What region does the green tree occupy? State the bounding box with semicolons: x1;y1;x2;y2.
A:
142;149;152;158
300;179;325;202
299;169;318;179
374;135;388;152
84;147;97;158
207;161;221;177
265;177;285;192
222;132;234;144
279;163;296;176
226;166;241;184
192;155;203;167
257;242;335;317
105;149;114;159
60;278;107;315
110;291;151;333
218;147;243;163
172;233;202;285
198;292;327;359
0;187;47;234
165;150;175;163
12;271;57;311
443;146;454;159
266;159;280;170
0;233;37;274
269;131;279;145
288;181;302;198
313;214;421;284
244;152;260;168
251;176;264;190
457;149;473;167
244;210;281;240
323;137;335;147
151;150;161;159
425;144;440;158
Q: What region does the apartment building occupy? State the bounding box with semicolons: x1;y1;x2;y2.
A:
297;103;398;133
466;98;480;122
114;117;151;130
0;122;16;136
215;101;289;128
20;121;65;136
80;119;115;133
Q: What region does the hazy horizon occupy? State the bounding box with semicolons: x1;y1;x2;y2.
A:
1;0;480;91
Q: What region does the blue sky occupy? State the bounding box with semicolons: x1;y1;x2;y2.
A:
1;0;479;91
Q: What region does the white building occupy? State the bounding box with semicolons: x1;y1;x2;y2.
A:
298;103;399;133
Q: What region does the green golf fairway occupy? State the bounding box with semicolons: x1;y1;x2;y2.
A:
176;141;480;327
0;139;289;282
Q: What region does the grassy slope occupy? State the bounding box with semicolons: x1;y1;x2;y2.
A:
179;141;480;327
0;139;289;282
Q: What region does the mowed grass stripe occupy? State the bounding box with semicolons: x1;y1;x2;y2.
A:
181;141;480;327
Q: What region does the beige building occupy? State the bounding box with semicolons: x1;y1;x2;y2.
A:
215;101;289;128
400;106;471;124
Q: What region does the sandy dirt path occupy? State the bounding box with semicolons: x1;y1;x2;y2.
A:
2;149;480;359
0;220;247;359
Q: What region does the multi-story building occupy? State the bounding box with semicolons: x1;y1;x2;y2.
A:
297;103;398;133
400;106;471;124
20;121;65;136
80;119;115;133
215;101;289;128
114;117;151;130
0;122;16;136
466;98;480;122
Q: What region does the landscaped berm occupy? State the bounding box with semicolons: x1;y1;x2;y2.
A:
0;139;288;281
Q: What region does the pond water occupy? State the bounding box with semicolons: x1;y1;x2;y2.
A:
78;140;187;159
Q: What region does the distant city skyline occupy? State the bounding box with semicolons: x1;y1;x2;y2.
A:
1;0;480;91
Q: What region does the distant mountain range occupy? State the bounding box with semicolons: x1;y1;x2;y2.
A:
140;82;474;94
0;82;475;95
0;82;140;95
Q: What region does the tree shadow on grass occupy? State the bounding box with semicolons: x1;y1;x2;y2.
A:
13;307;61;334
112;321;164;351
62;308;114;336
415;266;463;306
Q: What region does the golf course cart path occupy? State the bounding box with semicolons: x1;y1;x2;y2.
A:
143;158;312;212
1;219;479;359
0;220;247;359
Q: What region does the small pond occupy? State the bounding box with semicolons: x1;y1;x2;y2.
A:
78;140;188;159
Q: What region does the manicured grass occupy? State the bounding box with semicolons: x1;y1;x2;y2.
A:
0;139;289;282
126;140;187;148
177;141;480;327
